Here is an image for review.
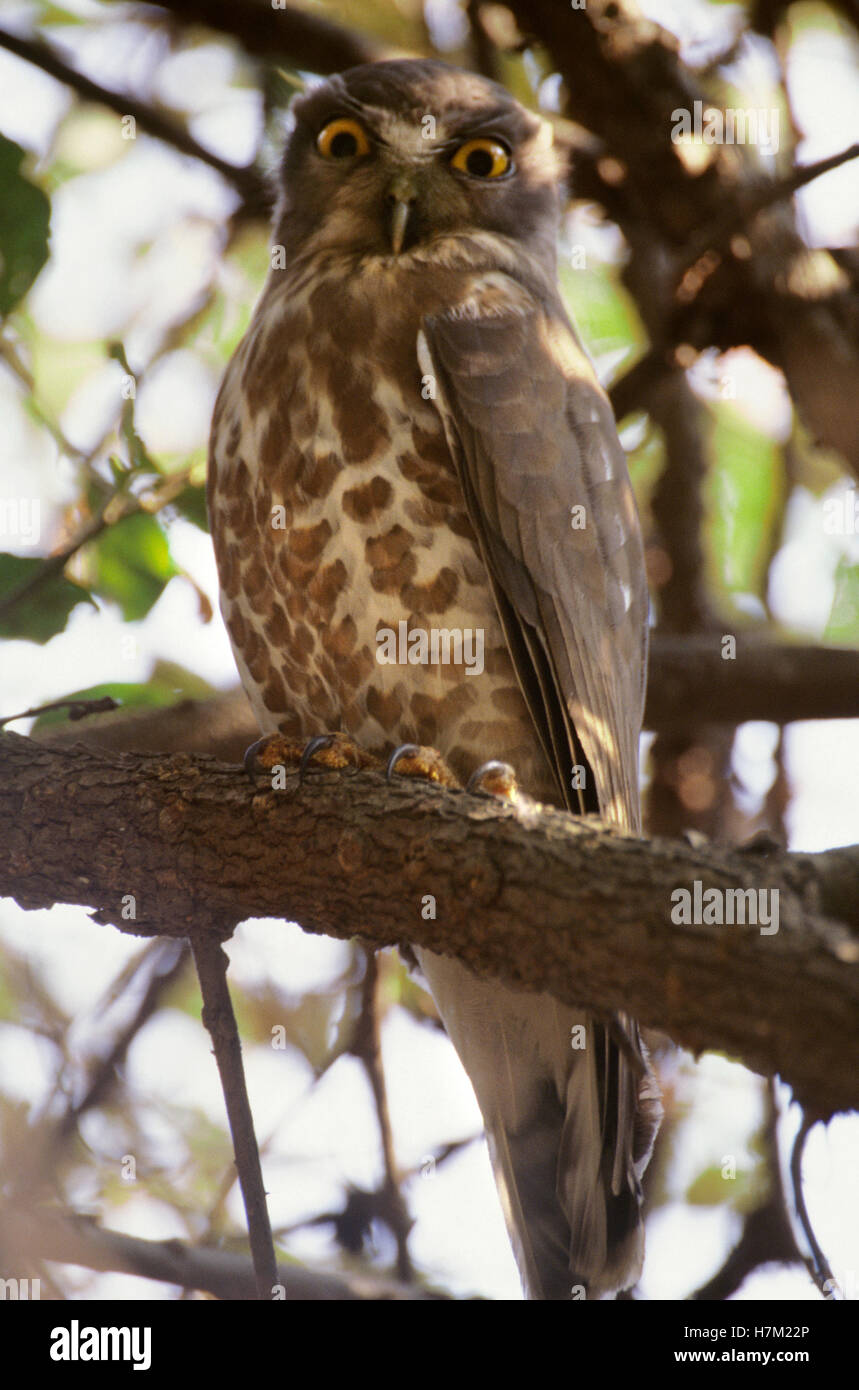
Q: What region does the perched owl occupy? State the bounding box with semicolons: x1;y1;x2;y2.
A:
208;58;661;1300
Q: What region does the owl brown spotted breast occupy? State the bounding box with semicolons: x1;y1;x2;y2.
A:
208;58;661;1300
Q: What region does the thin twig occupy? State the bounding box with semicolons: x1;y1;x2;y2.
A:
0;335;109;467
148;0;379;72
352;950;414;1282
0;512;109;624
403;1135;481;1181
6;941;188;1201
0;464;195;626
0;1204;448;1299
0;26;269;214
679;143;859;282
691;1080;802;1300
466;0;498;80
789;1114;836;1297
191;934;278;1300
0;695;120;728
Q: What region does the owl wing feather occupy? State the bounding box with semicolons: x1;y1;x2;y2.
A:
419;279;647;828
416;276;660;1298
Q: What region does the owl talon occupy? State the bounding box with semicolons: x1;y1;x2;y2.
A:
386;743;421;780
243;736;271;785
466;760;519;800
386;743;460;787
244;731;372;787
244;732;308;786
298;734;337;781
298;731;375;781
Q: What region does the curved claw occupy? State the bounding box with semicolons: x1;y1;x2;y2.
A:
243;736;271;785
466;760;518;797
298;733;337;782
386;743;422;781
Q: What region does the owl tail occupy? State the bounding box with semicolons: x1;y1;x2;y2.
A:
415;948;661;1301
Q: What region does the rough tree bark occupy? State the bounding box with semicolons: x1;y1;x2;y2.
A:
2;732;857;1118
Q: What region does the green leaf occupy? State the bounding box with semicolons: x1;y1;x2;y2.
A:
88;512;178;620
29;681;160;731
106;342;161;475
147;659;219;701
686;1159;766;1213
31;4;86;26
686;1164;734;1206
707;407;783;605
0;960;19;1022
825;560;859;644
0;135;51;313
0;553;94;643
172;481;210;531
29;662;218;732
559;260;646;369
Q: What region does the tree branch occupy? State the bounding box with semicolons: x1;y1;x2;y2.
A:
678;142;859;279
0;1204;444;1300
648;371;714;632
0;26;269;214
690;1081;802;1300
191;934;278;1299
2;732;857;1117
146;0;380;72
351;950;414;1283
645;634;859;727
507;0;859;475
29;635;859;771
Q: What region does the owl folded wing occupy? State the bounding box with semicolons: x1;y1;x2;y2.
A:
418;278;647;833
417;281;660;1296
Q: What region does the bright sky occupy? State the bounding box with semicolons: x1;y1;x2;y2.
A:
0;0;856;1300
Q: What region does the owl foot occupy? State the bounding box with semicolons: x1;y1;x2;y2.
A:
386;743;460;788
244;730;379;786
297;731;374;780
243;734;294;785
466;759;520;800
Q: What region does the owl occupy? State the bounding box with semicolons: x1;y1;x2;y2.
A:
208;58;661;1299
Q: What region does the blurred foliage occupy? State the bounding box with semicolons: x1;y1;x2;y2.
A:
85;511;178;621
0;551;94;640
28;661;219;729
0;0;855;1303
707;406;783;614
826;560;859;643
0;134;50;313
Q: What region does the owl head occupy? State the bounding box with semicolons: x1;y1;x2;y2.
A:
273;60;563;266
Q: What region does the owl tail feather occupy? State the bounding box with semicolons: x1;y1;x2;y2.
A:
415;948;661;1301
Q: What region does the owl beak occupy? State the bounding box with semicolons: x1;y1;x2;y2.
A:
386;175;418;255
389;199;412;255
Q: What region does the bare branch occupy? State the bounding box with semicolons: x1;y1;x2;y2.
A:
679;143;859;278
648;372;714;633
0;26;269;214
690;1081;803;1300
2;732;857;1117
1;696;120;728
507;0;859;474
351;951;414;1282
645;634;859;727
146;0;380;72
191;934;278;1299
29;635;859;770
0;1205;445;1300
790;1115;837;1297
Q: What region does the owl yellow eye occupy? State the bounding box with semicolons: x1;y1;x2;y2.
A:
450;138;512;179
316;118;371;160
